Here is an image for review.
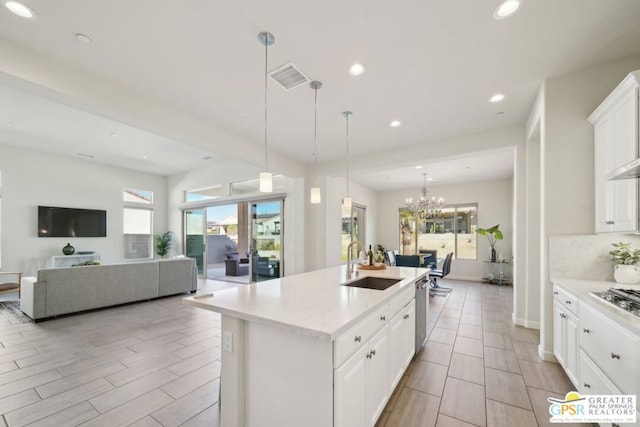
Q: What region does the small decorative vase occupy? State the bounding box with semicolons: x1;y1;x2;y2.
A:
613;264;640;284
62;243;75;255
490;248;497;262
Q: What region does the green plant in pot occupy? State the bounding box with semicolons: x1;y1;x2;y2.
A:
609;242;640;284
154;231;175;258
476;224;503;262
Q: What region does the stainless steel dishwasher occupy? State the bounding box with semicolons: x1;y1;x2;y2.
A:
415;275;429;353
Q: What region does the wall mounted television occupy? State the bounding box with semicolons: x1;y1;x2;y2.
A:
38;206;107;237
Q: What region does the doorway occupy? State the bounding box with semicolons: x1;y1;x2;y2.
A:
183;198;284;283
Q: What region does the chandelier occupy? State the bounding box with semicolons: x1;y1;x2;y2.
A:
405;173;445;218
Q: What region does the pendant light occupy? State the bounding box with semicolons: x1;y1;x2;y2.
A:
342;111;353;210
309;81;322;204
258;31;275;193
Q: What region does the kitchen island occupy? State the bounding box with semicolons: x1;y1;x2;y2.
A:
183;265;428;427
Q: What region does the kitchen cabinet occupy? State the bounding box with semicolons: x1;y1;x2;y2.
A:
552;286;579;386
389;300;415;390
579;302;639;398
589;71;639;233
335;324;390;427
334;286;416;427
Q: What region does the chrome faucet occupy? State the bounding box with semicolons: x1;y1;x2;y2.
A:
346;240;362;280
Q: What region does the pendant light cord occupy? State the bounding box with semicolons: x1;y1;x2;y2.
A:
345;113;350;196
263;40;269;172
313;86;318;186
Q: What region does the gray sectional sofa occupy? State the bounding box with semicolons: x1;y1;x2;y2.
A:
20;258;197;321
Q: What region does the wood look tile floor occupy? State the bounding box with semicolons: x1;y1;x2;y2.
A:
0;279;581;427
377;279;590;427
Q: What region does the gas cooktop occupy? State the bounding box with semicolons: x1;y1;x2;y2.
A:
590;288;640;319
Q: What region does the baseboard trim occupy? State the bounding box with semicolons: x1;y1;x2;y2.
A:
538;345;556;362
512;314;525;326
524;320;540;329
446;275;482;282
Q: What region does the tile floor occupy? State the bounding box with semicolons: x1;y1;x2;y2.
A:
376;279;592;427
0;279;582;426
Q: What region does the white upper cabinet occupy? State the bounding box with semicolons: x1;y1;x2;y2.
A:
589;71;640;233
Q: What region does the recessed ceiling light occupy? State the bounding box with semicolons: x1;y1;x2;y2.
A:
493;0;521;19
142;156;148;160
496;112;505;117
427;177;433;182
75;33;92;44
110;132;119;137
5;1;36;19
349;63;366;76
77;153;95;159
390;120;401;127
415;165;423;170
489;93;505;103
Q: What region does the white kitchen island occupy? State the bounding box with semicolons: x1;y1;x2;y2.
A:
183;265;428;427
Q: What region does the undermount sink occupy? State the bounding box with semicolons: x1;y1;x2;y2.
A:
342;276;402;291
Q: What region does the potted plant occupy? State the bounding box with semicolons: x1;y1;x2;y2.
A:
154;231;175;259
609;242;640;284
476;224;503;262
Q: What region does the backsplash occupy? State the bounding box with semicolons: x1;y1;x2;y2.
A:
549;234;640;281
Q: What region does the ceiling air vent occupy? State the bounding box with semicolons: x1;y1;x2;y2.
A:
269;63;309;91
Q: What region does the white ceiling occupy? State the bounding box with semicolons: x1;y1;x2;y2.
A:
0;0;639;188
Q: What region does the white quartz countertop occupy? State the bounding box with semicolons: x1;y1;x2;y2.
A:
184;265;428;341
551;278;640;336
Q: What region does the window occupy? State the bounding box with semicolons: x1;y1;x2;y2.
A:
341;204;366;262
185;185;224;202
123;208;152;259
229;175;285;195
399;204;477;260
123;188;153;204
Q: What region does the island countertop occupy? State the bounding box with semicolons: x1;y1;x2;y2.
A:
183;265;428;341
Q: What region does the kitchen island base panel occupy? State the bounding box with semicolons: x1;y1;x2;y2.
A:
221;315;333;427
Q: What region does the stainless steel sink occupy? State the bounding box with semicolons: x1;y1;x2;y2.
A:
342;276;402;291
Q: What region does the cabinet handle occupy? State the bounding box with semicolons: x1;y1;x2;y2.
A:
403;314;410;320
354;335;362;343
565;300;571;304
583;328;590;333
380;315;386;321
560;313;566;319
371;349;376;356
583;383;591;388
366;351;372;359
606;220;615;225
611;352;621;360
553;291;558;295
613;423;621;427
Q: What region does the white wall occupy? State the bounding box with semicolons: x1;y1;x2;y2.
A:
320;177;378;269
536;53;640;360
377;177;513;281
0;143;167;275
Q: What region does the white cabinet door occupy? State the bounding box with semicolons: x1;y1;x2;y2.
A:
593;82;638;233
389;300;416;391
553;300;566;367
334;345;367;427
365;325;390;427
564;310;579;387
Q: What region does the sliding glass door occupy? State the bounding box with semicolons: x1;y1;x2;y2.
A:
250;200;283;282
184;208;206;275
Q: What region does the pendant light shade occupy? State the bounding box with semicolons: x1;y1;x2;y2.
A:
342;196;352;210
310;81;322;204
310;187;321;204
342;111;353;209
259;171;273;192
258;31;274;193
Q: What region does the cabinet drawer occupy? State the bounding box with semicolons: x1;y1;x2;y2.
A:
335;304;389;367
579;302;638;396
579;350;621;396
553;285;578;316
389;284;415;318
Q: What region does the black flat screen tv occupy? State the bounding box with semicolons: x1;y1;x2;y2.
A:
38;206;107;237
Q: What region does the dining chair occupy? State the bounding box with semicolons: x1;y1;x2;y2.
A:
394;255;421;267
